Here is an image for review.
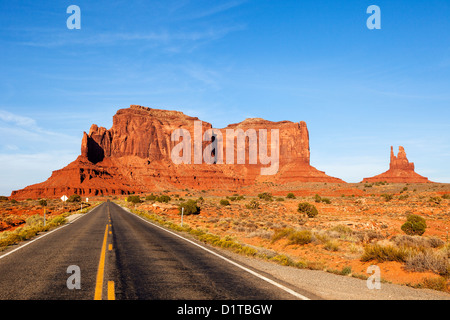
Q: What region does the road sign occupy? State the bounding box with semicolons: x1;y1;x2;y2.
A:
61;195;68;202
86;198;89;202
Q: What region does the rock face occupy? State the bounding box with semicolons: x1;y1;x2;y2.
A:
362;146;431;183
11;105;344;199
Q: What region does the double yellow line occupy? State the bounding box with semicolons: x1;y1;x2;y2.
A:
94;208;115;300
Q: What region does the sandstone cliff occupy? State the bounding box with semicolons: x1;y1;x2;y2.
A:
11;105;344;199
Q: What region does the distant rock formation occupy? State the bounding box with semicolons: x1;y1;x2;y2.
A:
10;105;344;199
362;146;431;183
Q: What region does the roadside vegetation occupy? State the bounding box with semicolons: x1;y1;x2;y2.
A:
115;187;450;293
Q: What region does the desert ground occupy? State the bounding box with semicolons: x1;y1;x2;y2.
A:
1;182;449;294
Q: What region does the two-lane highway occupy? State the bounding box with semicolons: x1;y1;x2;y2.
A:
0;201;312;300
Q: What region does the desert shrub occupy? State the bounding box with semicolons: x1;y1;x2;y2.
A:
398;194;409;200
330;224;353;235
10;199;17;204
156;195;171;203
381;193;393;202
419;277;449;292
258;192;273;201
145;194;157;201
245;199;260;209
391;235;444;249
405;250;450;276
324;239;340;251
353;230;384;243
39;199;47;207
288;230;313;245
126;195;142;204
429;196;442;204
48;216;66;226
321;197;331;204
276;197;284;202
220;199;230;206
26;214;44;227
441;194;450;200
67;194;81;203
271;228;295;243
297;202;318;218
401;214;427;236
361;243;413;262
179;199;200;215
286;193;296;199
314;194;322;203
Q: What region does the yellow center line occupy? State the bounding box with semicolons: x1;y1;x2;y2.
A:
108;281;115;300
94;224;109;300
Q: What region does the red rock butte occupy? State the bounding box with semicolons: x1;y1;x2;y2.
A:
362;146;431;184
10;105;345;199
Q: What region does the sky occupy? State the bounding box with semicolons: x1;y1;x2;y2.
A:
0;0;449;196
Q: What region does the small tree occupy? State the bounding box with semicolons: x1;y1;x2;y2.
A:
286;193;296;199
297;202;319;218
401;214;427;236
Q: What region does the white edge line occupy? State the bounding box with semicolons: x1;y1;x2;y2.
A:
122;205;311;300
0;204;101;260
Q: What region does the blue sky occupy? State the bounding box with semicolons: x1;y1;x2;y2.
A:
1;0;449;196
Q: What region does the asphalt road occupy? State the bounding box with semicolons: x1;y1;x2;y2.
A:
0;201;314;300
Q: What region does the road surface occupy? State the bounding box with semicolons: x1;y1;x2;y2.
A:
0;201;315;300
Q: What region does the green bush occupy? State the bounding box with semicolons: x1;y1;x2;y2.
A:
257;192;273;201
276;197;284;202
126;195;142;204
156;195;171;203
401;214;427;236
314;194;322;203
297;202;319;218
145;194;157;201
286;193;296;199
39;199;47;207
179;199;200;215
220;199;230;206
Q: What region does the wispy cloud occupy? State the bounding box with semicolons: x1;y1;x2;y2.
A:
0;109;79;144
182;0;248;20
18;24;245;49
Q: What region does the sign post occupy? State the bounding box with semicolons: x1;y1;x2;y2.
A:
61;195;68;202
181;207;184;227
